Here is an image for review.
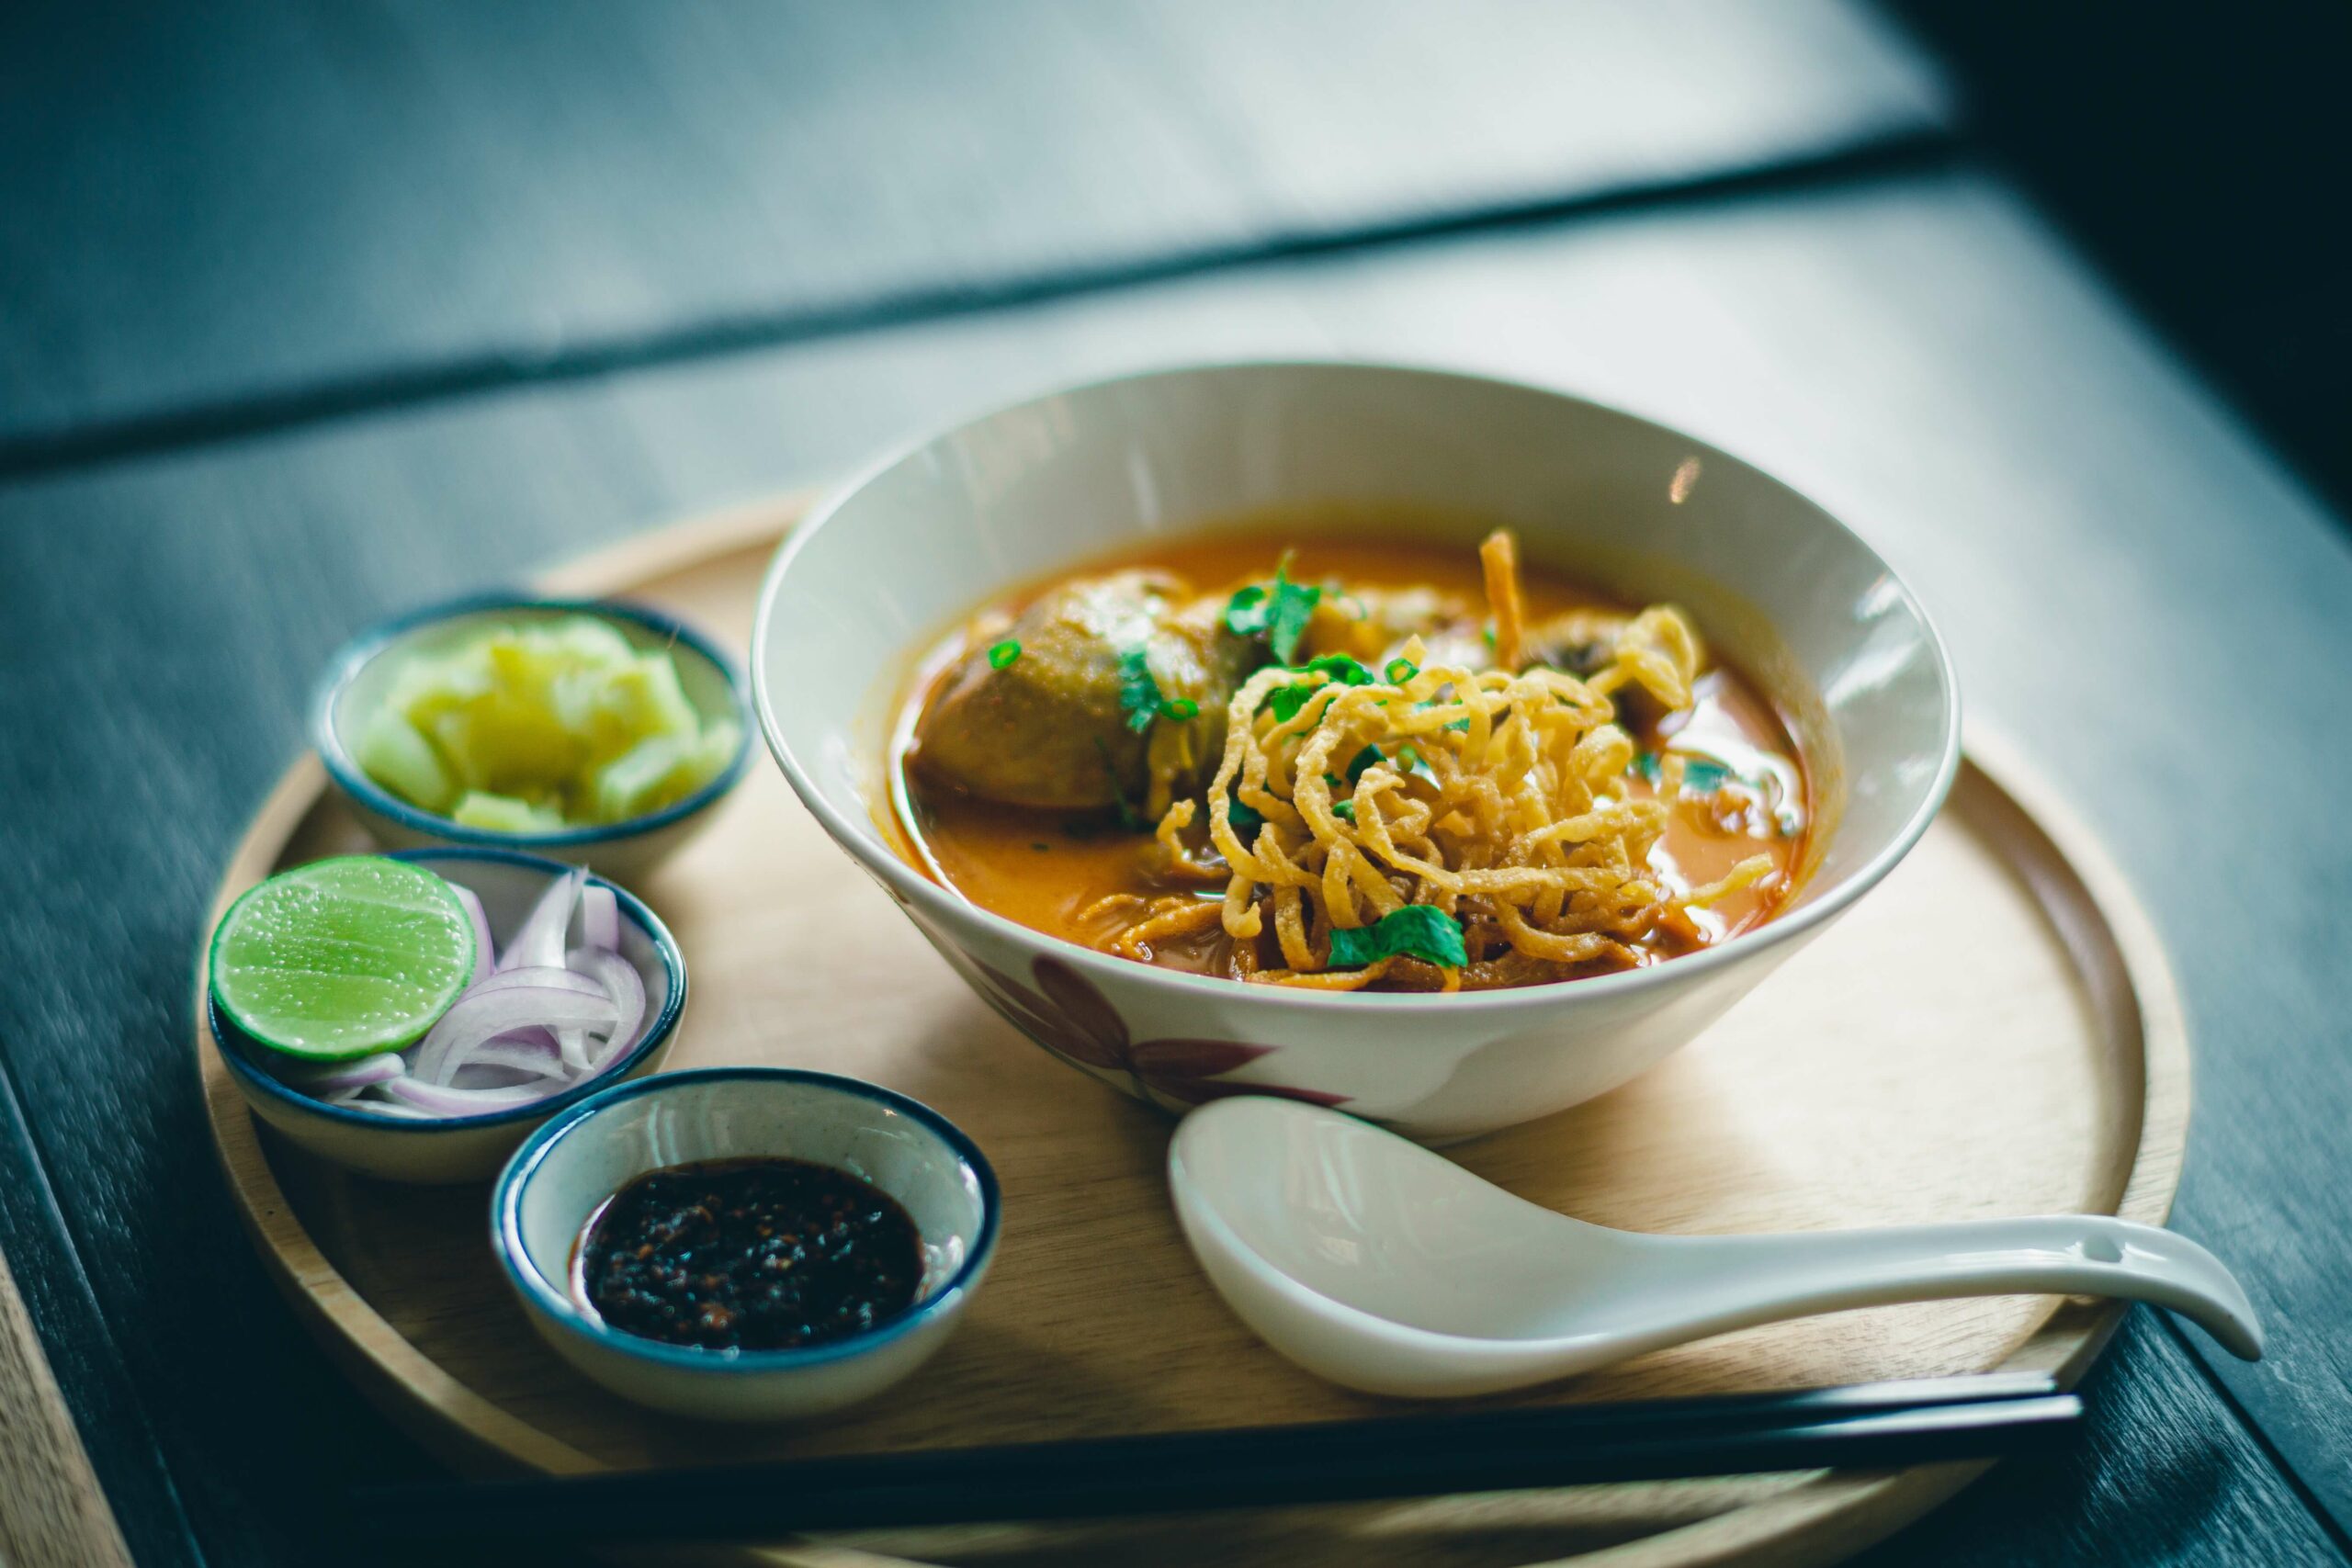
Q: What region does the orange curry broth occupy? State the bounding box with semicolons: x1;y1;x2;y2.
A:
884;531;1810;981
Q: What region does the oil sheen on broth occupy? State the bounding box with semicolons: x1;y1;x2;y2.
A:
888;527;1809;992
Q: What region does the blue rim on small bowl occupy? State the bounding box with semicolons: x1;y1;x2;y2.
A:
310;592;755;853
209;847;688;1133
492;1066;1002;1371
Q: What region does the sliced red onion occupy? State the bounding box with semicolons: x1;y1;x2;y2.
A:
578;883;619;953
450;885;494;985
556;1028;591;1072
465;1032;568;1077
380;1077;558;1115
280;1053;405;1093
416;980;617;1085
568;947;647;1067
458;965;607;1000
499;867;584;973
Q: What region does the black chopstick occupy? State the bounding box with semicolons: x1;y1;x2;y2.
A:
355;1374;2074;1542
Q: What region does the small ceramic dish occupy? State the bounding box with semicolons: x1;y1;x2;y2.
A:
752;361;1962;1142
209;848;685;1184
312;594;752;879
492;1067;999;1422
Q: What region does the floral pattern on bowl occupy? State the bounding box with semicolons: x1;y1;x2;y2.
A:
969;954;1348;1111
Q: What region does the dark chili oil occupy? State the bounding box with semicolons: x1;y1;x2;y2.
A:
572;1156;923;1352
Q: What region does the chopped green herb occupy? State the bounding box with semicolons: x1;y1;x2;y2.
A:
1299;653;1374;686
1629;751;1664;785
1444;716;1471;733
1483;622;1498;648
1160;696;1200;722
1328;906;1467;970
1384;657;1419;684
1225;552;1322;663
1227;794;1266;834
1116;645;1163;735
1266;683;1314;724
1331;799;1355;822
1344;744;1382;783
1395;746;1438;784
988;638;1022;671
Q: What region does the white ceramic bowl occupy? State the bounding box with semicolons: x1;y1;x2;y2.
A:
313;595;753;881
209;849;685;1184
752;362;1961;1142
492;1067;1000;1422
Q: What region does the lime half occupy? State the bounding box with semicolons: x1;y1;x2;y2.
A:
209;856;477;1061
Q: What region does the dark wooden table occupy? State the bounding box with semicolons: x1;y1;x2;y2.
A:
3;5;2346;1564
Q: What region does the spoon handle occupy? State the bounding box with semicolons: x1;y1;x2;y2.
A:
1643;1215;2262;1359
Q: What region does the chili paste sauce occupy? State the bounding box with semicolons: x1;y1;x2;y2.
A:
574;1156;923;1351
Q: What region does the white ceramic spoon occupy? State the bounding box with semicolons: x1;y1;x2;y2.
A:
1169;1097;2262;1399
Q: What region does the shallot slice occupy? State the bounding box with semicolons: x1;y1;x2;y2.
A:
499;867;584;973
416;979;617;1085
567;947;647;1067
380;1077;556;1116
450;885;494;985
578;884;620;953
282;1053;405;1093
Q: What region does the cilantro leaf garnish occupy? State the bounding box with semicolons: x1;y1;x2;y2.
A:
1116;645;1163;735
1344;744;1382;783
1225;553;1322;663
1299;652;1374;686
1265;683;1314;724
988;638;1022;670
1328;906;1467;970
1227;795;1265;834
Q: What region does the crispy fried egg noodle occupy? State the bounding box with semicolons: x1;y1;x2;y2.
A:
1130;547;1774;990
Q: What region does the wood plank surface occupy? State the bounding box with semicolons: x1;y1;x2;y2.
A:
2;172;2347;1563
0;1246;133;1568
0;0;1946;458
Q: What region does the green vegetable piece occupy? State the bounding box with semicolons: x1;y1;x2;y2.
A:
1328;906;1468;971
1384;657;1419;684
1345;744;1383;783
452;790;570;833
1116;645;1164;735
1161;696;1200;722
988;638;1022;670
1331;799;1356;823
1299;653;1374;686
1227;792;1267;835
1629;751;1664;785
1225;553;1322;663
353;707;457;813
209;857;477;1061
1265;683;1314;724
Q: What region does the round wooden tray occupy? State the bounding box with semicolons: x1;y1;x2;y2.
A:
197;499;2185;1568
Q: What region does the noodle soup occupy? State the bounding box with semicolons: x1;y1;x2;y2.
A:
888;527;1809;993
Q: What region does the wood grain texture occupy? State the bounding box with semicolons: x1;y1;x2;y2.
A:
0;1248;132;1568
0;0;1946;456
1;175;2344;1565
192;513;2186;1568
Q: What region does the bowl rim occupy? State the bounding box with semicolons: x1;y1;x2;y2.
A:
751;356;1964;1015
209;847;688;1132
311;592;755;850
490;1066;1002;1372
